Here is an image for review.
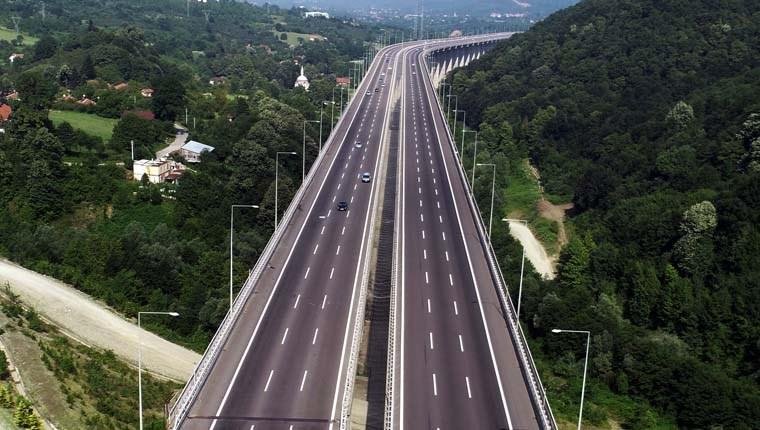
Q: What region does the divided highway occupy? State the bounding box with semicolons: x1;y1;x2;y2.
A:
170;33;551;430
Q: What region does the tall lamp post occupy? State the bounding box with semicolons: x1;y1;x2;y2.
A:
551;328;591;430
452;109;464;148
503;218;528;320
325;99;336;130
275;151;298;230
462;129;477;159
230;204;259;309
303;120;320;181
446;95;457;126
475;163;496;237
137;311;178;430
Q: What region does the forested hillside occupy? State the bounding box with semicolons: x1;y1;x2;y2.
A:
452;0;760;427
0;0;382;353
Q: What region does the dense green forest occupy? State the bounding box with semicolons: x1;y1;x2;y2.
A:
0;0;382;351
452;0;760;427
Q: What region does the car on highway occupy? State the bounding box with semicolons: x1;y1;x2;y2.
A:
355;141;363;148
337;201;348;211
361;172;371;183
374;88;380;92
365;90;371;95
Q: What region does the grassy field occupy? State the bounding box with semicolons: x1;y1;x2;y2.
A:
49;110;118;142
0;27;38;45
273;31;325;46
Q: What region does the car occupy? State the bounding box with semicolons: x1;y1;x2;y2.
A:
355;141;363;148
374;88;380;92
366;90;371;95
361;172;371;183
412;71;416;75
337;201;348;211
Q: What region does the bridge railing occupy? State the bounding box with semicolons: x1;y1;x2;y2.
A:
167;45;394;429
421;40;558;430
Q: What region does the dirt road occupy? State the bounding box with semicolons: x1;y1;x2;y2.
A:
507;220;556;280
0;259;199;381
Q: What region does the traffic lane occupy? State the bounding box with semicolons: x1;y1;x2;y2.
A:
400;59;507;429
184;48;397;428
216;67;393;424
417;50;540;429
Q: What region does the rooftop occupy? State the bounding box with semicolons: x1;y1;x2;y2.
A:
182;140;215;154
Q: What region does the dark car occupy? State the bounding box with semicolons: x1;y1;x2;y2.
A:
337;201;348;211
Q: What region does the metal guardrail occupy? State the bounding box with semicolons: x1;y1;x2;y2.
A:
421;41;558;430
167;45;393;429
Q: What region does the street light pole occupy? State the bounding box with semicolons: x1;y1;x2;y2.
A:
471;131;479;185
503;218;528;320
476;163;496;238
446;95;457;126
552;329;591;430
318;107;324;152
230;204;258;309
138;311;178;430
275;151;297;230
462;129;477;159
302;120;319;181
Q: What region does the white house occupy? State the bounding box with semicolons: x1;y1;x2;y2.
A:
133;159;185;183
304;11;330;19
180;140;215;163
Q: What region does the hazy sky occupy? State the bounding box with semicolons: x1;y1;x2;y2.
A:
264;0;578;15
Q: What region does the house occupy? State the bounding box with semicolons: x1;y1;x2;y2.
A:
140;88;154;98
0;104;11;122
336;76;351;87
304;11;329;19
6;92;19;101
77;96;97;106
209;76;227;86
8;53;24;63
133;159;185;184
180;140;215;163
113;82;129;91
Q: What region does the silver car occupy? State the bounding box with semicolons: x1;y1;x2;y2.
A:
361;172;371;183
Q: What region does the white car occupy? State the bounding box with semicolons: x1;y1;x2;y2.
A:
355;141;363;148
361;172;371;183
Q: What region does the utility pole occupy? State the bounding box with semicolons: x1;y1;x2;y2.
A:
202;10;211;24
186;0;191;17
11;17;21;37
40;2;46;22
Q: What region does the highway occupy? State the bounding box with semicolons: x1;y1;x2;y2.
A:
173;34;550;430
180;43;404;429
392;42;542;429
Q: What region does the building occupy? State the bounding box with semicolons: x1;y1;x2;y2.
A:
180;140;215;163
336;76;351;87
140;88;154;98
304;11;330;19
8;53;24;63
133;159;185;184
113;82;129;91
209;76;227;86
77;96;97;106
0;104;11;122
294;66;310;91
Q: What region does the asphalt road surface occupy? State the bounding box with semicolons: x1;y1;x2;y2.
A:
394;42;541;430
181;43;405;430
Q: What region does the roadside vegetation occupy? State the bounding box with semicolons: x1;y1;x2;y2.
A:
0;285;179;429
452;0;760;427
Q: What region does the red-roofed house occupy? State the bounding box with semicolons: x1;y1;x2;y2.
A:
336;76;350;87
0;104;11;122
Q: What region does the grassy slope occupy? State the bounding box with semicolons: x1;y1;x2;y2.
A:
49;110;118;142
0;27;38;45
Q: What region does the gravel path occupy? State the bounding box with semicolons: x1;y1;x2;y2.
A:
0;259;199;381
507;221;556;280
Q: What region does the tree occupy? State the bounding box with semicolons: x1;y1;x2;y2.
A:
152;73;186;121
16;70;58;110
33;34;58;61
81;53;96;80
